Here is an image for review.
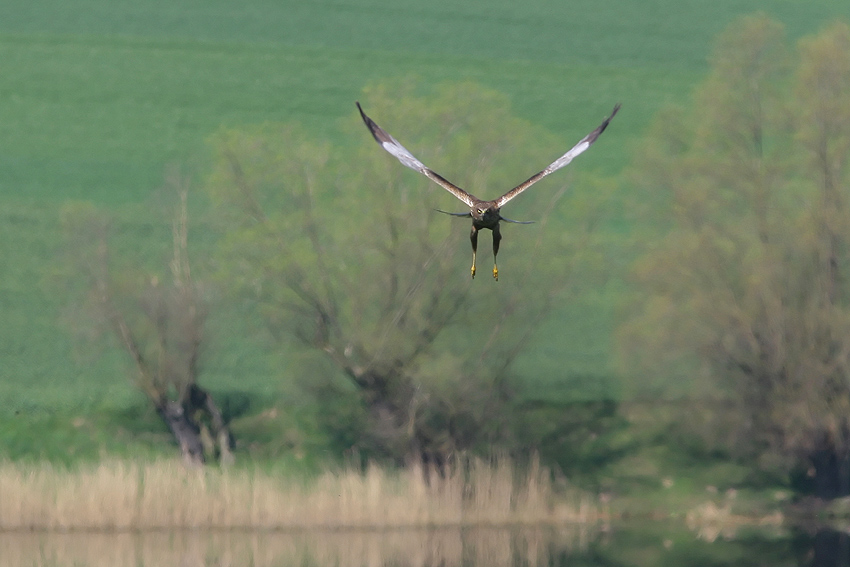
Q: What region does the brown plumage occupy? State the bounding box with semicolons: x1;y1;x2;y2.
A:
357;101;620;280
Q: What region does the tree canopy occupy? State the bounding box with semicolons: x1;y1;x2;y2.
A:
206;80;614;464
620;14;850;495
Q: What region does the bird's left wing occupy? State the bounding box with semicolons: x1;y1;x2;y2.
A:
495;104;620;209
357;102;476;208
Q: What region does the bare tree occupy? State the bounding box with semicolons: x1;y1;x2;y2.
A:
61;179;233;466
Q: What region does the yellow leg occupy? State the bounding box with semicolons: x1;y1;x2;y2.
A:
470;227;479;279
492;225;501;281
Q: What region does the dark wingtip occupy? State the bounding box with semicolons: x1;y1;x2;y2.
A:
593;103;621;138
355;101;384;143
603;103;621;126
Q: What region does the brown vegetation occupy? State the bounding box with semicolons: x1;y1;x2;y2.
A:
0;457;597;531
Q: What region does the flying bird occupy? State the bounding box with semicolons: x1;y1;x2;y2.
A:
357;101;620;280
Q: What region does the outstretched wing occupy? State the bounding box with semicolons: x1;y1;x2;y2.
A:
495;104;621;209
357;102;476;208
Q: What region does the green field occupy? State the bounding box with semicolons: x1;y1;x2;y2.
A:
2;0;849;462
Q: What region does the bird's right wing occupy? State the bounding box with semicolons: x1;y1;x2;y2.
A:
357;102;476;208
495;104;620;208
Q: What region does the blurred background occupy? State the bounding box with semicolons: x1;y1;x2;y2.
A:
2;0;850;509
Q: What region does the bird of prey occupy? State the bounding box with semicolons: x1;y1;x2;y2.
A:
357;101;620;280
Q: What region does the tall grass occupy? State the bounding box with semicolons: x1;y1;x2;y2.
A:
0;457;598;530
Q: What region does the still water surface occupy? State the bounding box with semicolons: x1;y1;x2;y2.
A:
0;523;846;566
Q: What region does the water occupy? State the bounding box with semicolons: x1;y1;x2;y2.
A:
0;523;845;566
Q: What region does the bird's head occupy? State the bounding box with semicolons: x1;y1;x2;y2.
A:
471;202;500;225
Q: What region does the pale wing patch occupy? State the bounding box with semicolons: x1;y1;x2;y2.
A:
495;104;620;209
358;102;477;208
542;139;591;174
381;139;427;173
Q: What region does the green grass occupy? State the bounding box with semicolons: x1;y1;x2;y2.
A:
4;0;848;203
0;35;661;203
2;0;847;68
1;0;849;461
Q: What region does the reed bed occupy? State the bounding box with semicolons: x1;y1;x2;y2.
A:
0;457;598;531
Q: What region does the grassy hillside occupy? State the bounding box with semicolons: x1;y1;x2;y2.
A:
3;0;848;68
1;0;849;460
3;0;848;202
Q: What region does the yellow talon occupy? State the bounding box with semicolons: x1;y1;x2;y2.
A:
493;266;499;280
471;265;476;278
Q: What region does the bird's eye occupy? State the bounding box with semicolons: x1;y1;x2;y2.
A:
477;208;485;215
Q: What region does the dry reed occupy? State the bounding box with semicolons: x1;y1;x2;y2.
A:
0;456;597;531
